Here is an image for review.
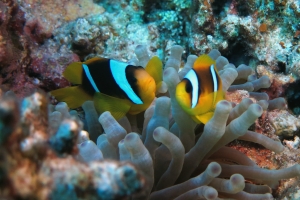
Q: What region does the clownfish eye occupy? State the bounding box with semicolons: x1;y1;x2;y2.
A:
185;81;192;93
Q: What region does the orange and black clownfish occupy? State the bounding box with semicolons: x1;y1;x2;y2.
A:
175;54;224;124
51;56;163;120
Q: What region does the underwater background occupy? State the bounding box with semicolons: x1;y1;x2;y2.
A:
1;0;300;199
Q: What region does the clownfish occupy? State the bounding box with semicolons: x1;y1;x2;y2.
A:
51;56;163;120
175;54;224;124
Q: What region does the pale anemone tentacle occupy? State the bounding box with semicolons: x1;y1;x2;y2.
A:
268;97;286;110
165;45;184;71
124;132;154;198
149;162;221;200
174;186;218;200
118;139;131;161
208;49;221;60
235;64;254;81
82;100;103;142
209;146;258;167
239;130;284;153
98;111;127;148
251;75;272;91
134;45;151;68
209;174;245;194
228;82;254;92
117;115;132;133
78;140;103;162
144;96;171;157
219;67;238;91
153;126;185;191
97;134;118;159
206;103;263;158
215;56;229;71
177;100;232;182
249;91;269;100
257;99;269;110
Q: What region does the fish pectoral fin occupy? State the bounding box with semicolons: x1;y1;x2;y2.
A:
63;62;83;84
51;86;93;109
145;56;163;87
191;112;215;124
93;92;131;120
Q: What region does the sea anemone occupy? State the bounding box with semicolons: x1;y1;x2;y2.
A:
0;45;299;200
62;45;299;199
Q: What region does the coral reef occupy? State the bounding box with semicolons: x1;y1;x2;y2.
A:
190;0;300;71
1;0;300;199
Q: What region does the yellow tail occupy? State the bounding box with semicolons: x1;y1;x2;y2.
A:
51;86;92;109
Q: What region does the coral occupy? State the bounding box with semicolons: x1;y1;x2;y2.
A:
0;91;145;200
0;1;80;97
268;110;300;137
284;136;300;149
20;0;105;35
188;0;300;75
53;4;160;61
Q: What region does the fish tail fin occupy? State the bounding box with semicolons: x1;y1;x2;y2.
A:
145;56;163;91
51;86;93;109
63;62;83;84
93;92;131;120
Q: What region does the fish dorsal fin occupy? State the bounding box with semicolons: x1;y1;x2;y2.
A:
84;57;106;65
63;62;83;84
110;60;143;105
145;56;163;88
63;57;106;84
93;92;131;120
193;54;215;70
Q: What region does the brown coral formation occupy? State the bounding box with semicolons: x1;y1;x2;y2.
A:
0;0;84;97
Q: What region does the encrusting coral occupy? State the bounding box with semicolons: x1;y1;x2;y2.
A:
1;45;300;199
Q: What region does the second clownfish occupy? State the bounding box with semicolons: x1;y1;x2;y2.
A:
51;56;163;120
175;54;224;124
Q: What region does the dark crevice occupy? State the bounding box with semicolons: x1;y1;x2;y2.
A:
212;0;230;16
236;2;251;16
274;61;287;74
285;79;300;115
220;40;253;66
